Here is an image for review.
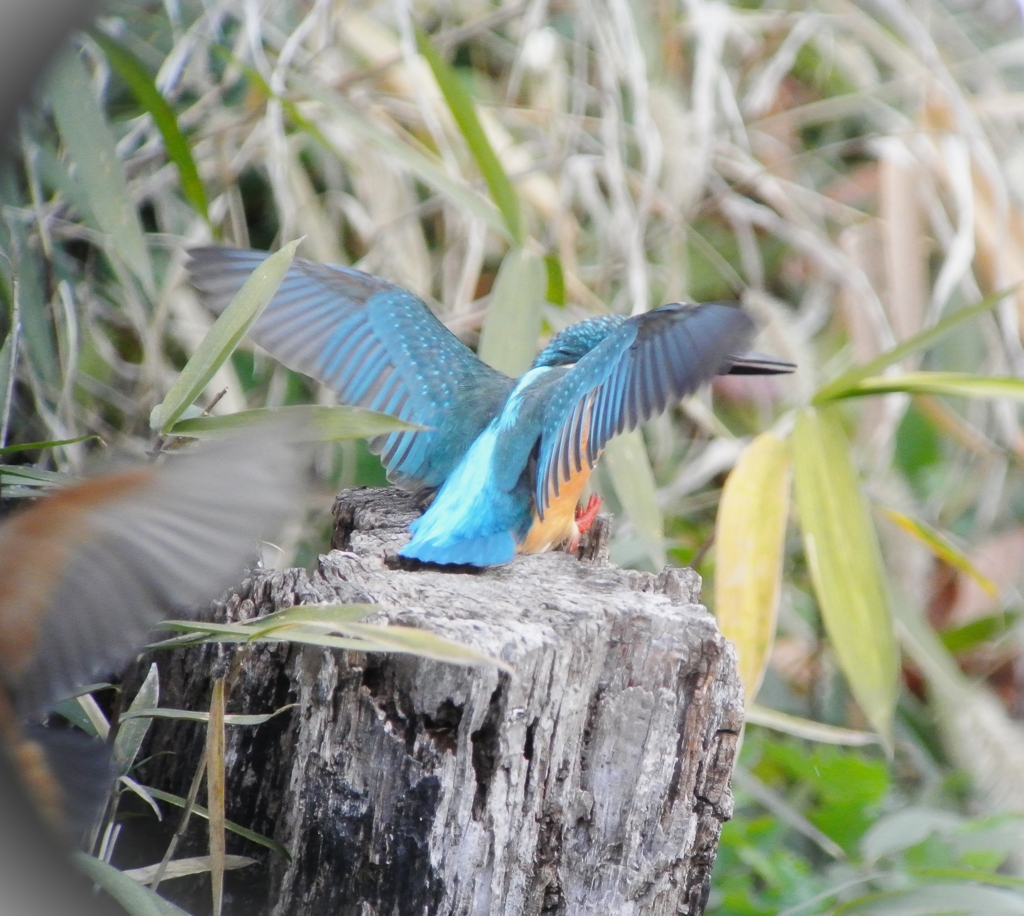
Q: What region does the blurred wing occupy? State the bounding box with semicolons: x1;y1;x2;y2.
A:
0;429;301;718
188;247;513;488
536;303;756;516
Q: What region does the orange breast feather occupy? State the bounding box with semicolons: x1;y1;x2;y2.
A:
521;410;596;555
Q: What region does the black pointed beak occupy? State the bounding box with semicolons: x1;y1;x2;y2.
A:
722;351;796;375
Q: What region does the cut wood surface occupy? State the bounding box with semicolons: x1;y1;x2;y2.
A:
138;487;743;916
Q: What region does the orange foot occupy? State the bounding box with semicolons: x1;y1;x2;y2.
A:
574;494;602;534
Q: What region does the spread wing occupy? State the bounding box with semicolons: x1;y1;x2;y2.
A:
0;429;301;719
535;303;756;517
187;247;514;489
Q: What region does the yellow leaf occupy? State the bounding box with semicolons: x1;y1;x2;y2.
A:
715;432;791;706
792;407;899;750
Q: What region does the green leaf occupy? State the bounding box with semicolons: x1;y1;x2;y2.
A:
477;248;547;377
91;31;211;226
246;603;375;634
415;27;524;245
602;430;666;569
113;662;159;776
51;692;107;738
830;371;1024;402
746;704;881;746
715;431;791;706
544;254;565;306
142;787;290;857
940;611;1022;654
159;608;513;672
791;407;899;749
72;853;192;916
120;704;296;726
0;435;100;456
879;505;998;598
813;290;1008;404
151;239;301;431
47;49;154;296
169;405;423;440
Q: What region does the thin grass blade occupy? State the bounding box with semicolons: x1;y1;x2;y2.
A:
879;506;998;598
143;788;289;856
415;27;523;244
206;677;226;916
746;704;882;747
91;31;210;226
834;371;1024;402
813;290;1008;404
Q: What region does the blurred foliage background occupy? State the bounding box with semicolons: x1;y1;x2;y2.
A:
5;0;1024;912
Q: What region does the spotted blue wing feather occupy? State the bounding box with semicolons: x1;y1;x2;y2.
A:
188;247;514;489
534;303;757;517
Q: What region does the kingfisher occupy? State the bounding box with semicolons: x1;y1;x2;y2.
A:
188;246;794;567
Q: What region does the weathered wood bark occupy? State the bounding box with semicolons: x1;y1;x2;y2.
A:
137;487;742;916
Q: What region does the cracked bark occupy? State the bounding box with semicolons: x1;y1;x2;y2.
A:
135;487;743;916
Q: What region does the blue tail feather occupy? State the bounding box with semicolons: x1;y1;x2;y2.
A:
399;530;515;566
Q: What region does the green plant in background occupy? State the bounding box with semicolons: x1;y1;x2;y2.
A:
5;0;1024;914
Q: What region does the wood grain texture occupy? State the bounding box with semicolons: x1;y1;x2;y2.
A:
137;488;742;916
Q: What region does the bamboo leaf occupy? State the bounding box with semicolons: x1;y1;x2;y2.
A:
170;405;423;440
813;289;1008;404
120;705;296;726
338;621;514;673
0;435;100;455
91;31;211;225
746;704;883;747
602;430;666;569
832;371;1024;402
477;248;546;377
122;856;256;885
792;407;899;749
47;49;154;296
160;611;512;672
151;239;301;431
206;677;226;916
72;853;191;916
714;432;792;705
113;663;159;776
415;27;524;245
879;505;998;598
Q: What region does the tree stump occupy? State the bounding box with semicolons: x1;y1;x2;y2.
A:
136;487;743;916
